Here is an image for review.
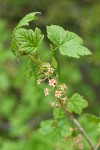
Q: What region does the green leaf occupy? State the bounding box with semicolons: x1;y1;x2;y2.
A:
51;56;57;69
67;93;88;114
39;120;55;136
53;106;65;119
39;119;72;141
11;38;18;56
29;60;40;78
83;114;100;136
98;123;100;135
47;25;92;58
78;115;99;149
13;28;44;56
16;12;41;29
59;43;91;58
47;25;83;46
47;25;68;46
50;45;60;73
85;114;100;124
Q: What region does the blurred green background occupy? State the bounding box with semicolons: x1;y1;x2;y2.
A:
0;0;100;149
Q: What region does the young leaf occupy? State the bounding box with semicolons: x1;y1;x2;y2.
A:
11;38;19;56
47;25;92;58
16;12;41;29
13;27;44;56
67;93;88;115
53;106;64;119
39;119;72;141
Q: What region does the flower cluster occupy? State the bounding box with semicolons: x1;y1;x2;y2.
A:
48;67;54;74
44;88;49;96
60;83;67;91
36;63;68;108
73;134;84;150
49;101;59;108
36;78;42;85
55;91;62;98
49;79;57;87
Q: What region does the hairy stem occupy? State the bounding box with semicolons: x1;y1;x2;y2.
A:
59;99;96;150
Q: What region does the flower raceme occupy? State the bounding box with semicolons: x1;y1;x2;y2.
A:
11;13;95;150
36;63;68;108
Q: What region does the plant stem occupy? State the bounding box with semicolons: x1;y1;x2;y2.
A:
41;47;58;61
59;99;96;150
95;138;100;150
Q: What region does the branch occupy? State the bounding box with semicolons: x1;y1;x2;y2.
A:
59;99;96;150
95;138;100;150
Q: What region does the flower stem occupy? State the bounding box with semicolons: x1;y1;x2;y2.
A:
59;99;96;150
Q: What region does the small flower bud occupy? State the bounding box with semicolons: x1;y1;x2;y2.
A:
62;96;67;104
36;78;42;85
69;127;74;132
60;83;67;91
55;103;59;108
49;101;55;108
48;67;54;74
79;143;84;149
74;134;82;144
44;88;49;96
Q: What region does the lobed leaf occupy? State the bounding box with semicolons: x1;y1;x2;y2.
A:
78;115;100;149
59;43;91;58
13;27;44;56
53;106;65;119
39;119;71;141
85;114;100;124
67;93;88;114
16;12;41;29
47;25;92;58
47;25;67;46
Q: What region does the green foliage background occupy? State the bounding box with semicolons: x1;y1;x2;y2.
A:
0;0;100;149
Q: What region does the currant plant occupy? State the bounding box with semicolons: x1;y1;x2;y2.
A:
11;12;100;150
